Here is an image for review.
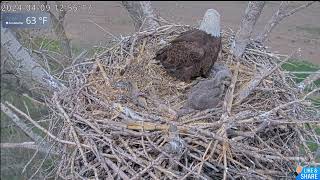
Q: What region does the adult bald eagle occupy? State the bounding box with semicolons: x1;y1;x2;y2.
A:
155;9;222;82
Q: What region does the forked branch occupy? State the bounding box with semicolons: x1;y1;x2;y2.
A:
256;1;316;43
231;1;266;58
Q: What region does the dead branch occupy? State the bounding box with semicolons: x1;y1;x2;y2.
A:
1;26;66;93
4;101;88;148
0;142;59;155
53;93;90;166
1;103;53;150
231;1;266;58
122;1;160;31
222;62;240;116
220;62;240;180
256;1;316;43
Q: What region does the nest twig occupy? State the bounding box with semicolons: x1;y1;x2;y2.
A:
46;24;319;179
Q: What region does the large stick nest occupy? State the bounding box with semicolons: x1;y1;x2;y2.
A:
49;24;319;179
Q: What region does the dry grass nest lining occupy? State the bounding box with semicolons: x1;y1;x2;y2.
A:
51;24;319;179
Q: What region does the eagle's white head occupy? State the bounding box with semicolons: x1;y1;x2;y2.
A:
199;9;221;37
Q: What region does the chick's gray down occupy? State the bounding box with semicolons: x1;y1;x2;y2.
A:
178;67;232;116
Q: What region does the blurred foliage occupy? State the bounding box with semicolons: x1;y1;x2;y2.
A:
33;37;62;52
282;59;320;164
1;80;50;179
282;59;320;107
282;59;320;85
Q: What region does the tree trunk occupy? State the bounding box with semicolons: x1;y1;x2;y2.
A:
1;27;66;93
122;1;160;31
231;1;266;58
256;1;315;43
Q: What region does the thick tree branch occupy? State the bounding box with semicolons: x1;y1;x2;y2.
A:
256;1;315;43
1;103;58;155
1;103;46;144
1;26;66;93
1;142;59;155
122;1;160;31
231;1;266;58
4;101;88;148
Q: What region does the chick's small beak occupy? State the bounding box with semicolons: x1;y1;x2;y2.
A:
223;77;232;86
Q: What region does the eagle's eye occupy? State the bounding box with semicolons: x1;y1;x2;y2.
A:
223;77;232;86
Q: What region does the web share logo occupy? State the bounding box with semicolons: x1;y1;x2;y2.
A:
295;166;319;180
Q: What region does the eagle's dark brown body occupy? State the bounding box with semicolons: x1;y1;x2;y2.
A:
155;29;221;82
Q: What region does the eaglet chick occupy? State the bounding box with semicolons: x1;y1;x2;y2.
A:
178;68;232;116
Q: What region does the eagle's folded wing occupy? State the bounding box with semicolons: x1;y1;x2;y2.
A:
171;29;206;43
155;29;219;82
